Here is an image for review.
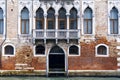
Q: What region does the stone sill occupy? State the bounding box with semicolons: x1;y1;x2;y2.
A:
0;70;120;77
68;70;120;77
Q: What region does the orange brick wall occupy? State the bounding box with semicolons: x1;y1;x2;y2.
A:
68;37;117;70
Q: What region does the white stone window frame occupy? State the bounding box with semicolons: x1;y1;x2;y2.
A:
68;44;80;56
33;0;81;31
0;0;6;38
82;0;95;35
2;43;15;56
33;45;46;57
95;44;109;57
18;0;32;35
108;0;120;35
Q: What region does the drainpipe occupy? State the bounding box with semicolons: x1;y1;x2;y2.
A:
0;0;7;68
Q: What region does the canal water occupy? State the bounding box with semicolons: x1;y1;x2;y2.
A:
0;77;120;80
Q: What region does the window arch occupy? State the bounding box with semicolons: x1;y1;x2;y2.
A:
110;7;118;34
0;8;3;34
70;7;77;29
69;45;79;55
84;7;93;34
35;45;45;55
36;8;44;29
47;8;55;29
58;7;67;29
50;46;64;53
96;44;109;57
2;44;15;56
21;7;29;34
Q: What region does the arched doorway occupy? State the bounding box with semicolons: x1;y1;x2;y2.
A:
48;46;65;72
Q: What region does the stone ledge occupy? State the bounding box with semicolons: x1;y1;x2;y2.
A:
116;46;120;49
0;70;46;76
68;70;120;77
118;63;120;66
117;58;120;61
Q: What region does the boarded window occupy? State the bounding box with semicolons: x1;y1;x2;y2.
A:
36;45;45;55
70;7;77;29
47;8;55;29
58;7;66;29
84;7;92;34
97;46;107;55
21;7;29;34
69;45;79;55
110;7;118;34
36;8;44;29
0;8;3;34
5;45;14;55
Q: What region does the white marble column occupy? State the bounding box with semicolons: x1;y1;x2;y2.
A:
44;14;47;43
55;14;58;38
66;13;70;43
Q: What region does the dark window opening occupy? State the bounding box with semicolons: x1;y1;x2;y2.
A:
36;45;45;55
0;8;3;34
5;45;14;55
84;7;92;34
97;46;107;55
21;7;29;34
47;8;55;29
50;46;64;53
36;8;44;29
58;8;66;29
69;45;79;55
110;7;118;34
70;7;77;29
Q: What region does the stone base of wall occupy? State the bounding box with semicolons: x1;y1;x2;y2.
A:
68;70;120;77
0;70;46;76
0;70;120;77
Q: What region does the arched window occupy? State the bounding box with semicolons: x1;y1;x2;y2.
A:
47;8;55;29
21;7;29;34
84;7;92;34
35;45;45;55
36;8;44;29
0;8;3;34
50;46;64;53
58;7;66;29
96;44;109;57
110;7;118;34
70;7;77;29
4;45;14;55
69;45;79;55
97;46;107;55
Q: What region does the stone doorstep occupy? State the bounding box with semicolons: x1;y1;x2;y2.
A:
117;63;120;66
117;52;120;55
24;67;34;70
117;58;120;61
15;64;28;66
15;67;23;70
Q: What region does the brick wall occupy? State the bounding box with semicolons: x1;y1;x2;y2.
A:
68;37;117;70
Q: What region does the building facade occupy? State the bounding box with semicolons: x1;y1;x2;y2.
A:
0;0;120;76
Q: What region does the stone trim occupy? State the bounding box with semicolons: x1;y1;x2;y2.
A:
0;0;6;38
95;44;109;57
33;45;46;57
2;43;15;56
81;0;95;35
68;44;80;56
108;0;120;35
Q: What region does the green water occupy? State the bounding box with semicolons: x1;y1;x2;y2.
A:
0;77;120;80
